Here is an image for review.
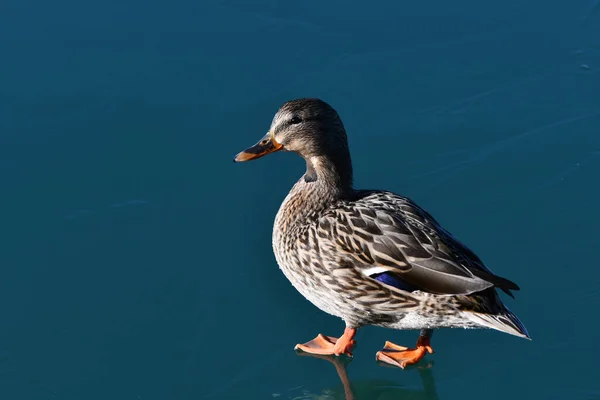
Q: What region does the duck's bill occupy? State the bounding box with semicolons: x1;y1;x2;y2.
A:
233;132;283;162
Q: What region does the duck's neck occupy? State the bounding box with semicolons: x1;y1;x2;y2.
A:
275;152;354;235
304;153;353;202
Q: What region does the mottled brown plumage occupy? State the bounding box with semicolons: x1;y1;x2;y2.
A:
234;98;529;367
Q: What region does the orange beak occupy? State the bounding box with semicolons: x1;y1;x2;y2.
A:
233;132;283;162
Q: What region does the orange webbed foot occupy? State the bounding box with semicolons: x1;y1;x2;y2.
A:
375;335;434;369
294;328;356;357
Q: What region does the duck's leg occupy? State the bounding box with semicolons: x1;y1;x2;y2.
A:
376;329;434;369
294;327;356;357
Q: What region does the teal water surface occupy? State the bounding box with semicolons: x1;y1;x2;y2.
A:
1;0;600;399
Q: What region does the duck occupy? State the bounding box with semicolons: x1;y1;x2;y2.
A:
233;98;529;369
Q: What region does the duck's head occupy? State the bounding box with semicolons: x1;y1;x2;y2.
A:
234;98;349;162
234;98;353;189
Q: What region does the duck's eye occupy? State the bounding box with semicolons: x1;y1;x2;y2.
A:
290;116;302;125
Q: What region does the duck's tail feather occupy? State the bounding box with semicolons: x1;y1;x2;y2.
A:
463;305;531;340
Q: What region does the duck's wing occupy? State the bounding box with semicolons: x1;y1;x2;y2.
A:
319;191;519;297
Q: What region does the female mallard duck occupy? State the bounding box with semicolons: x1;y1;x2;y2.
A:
234;98;529;368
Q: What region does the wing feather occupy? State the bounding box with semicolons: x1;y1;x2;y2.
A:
320;191;519;296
